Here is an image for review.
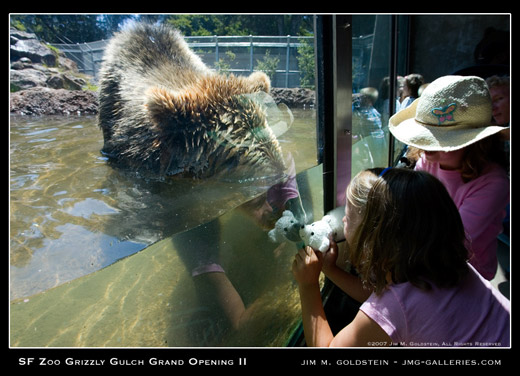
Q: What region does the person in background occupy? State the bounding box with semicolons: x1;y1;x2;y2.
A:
396;73;424;111
486;75;510;238
389;75;509;280
486;75;510;138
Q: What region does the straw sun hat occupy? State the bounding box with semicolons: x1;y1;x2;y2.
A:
389;75;508;151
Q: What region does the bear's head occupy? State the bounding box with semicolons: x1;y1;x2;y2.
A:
268;210;302;243
145;71;287;184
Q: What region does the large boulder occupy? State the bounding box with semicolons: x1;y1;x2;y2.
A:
10;68;48;91
46;73;86;90
10;28;57;67
10;28;98;115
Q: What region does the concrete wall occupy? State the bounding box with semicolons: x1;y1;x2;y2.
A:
409;15;510;82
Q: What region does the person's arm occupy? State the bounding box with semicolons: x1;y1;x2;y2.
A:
293;246;391;347
292;246;334;347
297;282;334;347
330;309;392;347
321;240;372;302
192;272;247;331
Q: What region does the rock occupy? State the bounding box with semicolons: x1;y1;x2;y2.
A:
10;28;39;43
270;87;315;109
10;38;56;67
11;57;33;70
10;61;25;70
10;28;97;115
10;87;98;116
10;68;48;91
58;55;79;73
46;73;86;90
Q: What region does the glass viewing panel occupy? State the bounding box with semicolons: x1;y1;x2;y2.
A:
10;15;321;347
351;15;408;177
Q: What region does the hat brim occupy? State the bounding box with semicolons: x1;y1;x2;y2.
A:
389;99;508;151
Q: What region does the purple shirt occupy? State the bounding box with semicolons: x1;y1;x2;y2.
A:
360;264;510;347
415;156;509;280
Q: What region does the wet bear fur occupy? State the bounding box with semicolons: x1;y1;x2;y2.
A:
98;23;286;181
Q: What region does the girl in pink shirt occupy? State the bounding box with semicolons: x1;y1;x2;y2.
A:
389;75;510;280
292;168;510;347
414;152;509;279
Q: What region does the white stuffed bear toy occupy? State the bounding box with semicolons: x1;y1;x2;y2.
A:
299;206;345;252
268;210;303;243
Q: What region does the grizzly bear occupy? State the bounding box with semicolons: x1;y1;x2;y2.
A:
98;23;286;182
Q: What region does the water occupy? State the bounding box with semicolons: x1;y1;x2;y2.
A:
10;111;317;301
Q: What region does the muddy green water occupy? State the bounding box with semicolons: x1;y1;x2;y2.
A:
10;110;322;347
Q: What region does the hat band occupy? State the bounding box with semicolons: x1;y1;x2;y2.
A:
414;117;486;130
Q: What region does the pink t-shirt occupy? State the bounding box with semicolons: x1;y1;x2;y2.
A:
360;264;510;347
415;156;509;280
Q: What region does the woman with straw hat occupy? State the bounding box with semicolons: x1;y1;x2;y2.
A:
389;75;509;281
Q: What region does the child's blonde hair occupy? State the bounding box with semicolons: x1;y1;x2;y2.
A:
346;168;469;294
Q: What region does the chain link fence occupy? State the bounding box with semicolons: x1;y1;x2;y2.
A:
51;35;314;88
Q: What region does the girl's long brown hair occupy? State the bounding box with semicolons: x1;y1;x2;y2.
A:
347;168;469;295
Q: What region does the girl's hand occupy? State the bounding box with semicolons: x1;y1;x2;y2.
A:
292;246;323;287
322;238;339;275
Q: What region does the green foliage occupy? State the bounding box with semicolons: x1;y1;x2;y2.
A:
255;50;280;80
165;15;314;37
166;15;250;36
10;15;107;43
10;82;22;93
214;51;237;74
11;19;26;31
296;36;316;89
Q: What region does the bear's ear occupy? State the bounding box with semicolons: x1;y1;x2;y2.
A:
322;215;332;225
246;71;271;93
145;87;209;127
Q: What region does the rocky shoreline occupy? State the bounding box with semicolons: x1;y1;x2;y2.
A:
10;87;99;116
10;27;99;116
10;27;315;116
10;86;314;117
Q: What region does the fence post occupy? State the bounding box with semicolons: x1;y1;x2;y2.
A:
214;35;219;67
249;35;254;72
89;43;95;77
285;35;291;88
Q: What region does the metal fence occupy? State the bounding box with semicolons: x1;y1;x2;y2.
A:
51;35;314;88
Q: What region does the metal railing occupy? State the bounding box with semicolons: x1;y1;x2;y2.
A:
52;35;314;88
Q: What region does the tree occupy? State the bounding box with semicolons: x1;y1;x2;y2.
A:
164;15;314;36
297;35;316;89
165;15;251;36
10;14;134;43
255;50;280;80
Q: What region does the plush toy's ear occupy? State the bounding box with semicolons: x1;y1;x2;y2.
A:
268;229;282;243
282;210;294;218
